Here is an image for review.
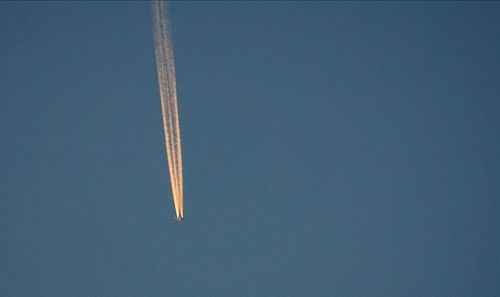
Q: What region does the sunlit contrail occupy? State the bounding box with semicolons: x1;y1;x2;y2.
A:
152;1;184;221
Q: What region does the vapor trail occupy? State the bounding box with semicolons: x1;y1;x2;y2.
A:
152;1;184;221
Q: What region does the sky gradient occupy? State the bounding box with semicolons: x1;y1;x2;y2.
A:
1;2;499;296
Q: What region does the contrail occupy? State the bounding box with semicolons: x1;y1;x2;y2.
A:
152;1;184;221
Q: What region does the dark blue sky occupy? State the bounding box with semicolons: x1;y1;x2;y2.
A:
1;2;499;296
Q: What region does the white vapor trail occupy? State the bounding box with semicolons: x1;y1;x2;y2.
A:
152;1;184;221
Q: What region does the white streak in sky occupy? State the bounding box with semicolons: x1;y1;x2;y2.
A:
152;1;184;221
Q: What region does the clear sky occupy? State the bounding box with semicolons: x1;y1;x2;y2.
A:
1;2;499;296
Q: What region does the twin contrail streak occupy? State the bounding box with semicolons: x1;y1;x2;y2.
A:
152;1;184;221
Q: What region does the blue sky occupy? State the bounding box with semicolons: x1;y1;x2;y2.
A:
1;2;499;296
